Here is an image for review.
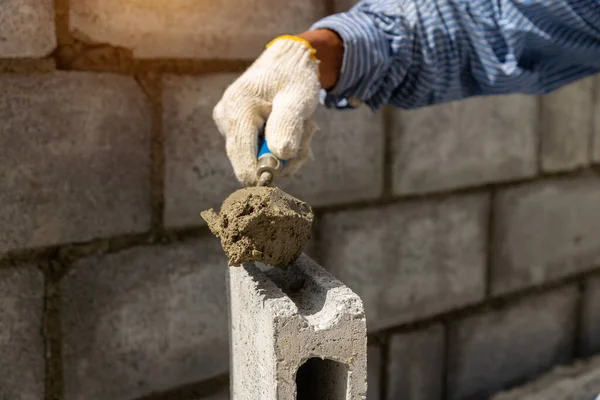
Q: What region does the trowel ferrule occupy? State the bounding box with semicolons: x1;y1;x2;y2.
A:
256;137;286;186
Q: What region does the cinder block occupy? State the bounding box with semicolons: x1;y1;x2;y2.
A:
447;286;577;400
163;73;384;229
0;0;56;57
320;194;488;331
280;106;384;206
228;254;367;399
61;237;229;400
491;354;600;400
492;177;600;295
541;77;595;172
582;275;600;357
0;266;45;400
391;94;537;195
0;72;152;254
70;0;326;59
163;74;240;229
367;344;382;400
387;325;445;400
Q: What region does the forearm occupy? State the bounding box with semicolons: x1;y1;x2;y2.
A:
305;0;600;110
297;30;344;90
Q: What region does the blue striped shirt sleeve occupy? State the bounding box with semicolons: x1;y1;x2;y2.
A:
310;0;600;111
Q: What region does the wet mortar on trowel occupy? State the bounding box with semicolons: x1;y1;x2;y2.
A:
201;186;314;267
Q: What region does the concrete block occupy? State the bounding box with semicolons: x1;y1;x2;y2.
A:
163;73;384;229
541;77;595;172
61;237;229;400
387;325;445;400
0;266;45;400
367;344;382;400
0;0;56;57
582;275;600;357
391;94;537;195
163;74;240;229
228;254;367;399
320;193;487;332
492;354;600;400
70;0;326;59
447;286;577;400
0;72;152;254
280;106;384;206
492;177;600;295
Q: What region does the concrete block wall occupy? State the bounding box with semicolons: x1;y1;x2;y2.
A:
0;1;599;399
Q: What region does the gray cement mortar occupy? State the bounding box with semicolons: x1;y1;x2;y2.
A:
201;187;314;267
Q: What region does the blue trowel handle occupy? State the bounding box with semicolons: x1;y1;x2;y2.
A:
258;136;287;167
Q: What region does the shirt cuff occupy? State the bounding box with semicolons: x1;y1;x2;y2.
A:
310;11;394;110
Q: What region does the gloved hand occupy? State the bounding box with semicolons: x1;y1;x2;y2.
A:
213;36;321;186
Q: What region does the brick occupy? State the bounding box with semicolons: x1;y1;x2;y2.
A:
387;325;445;400
0;266;45;400
61;237;229;400
447;287;577;400
0;72;152;254
368;344;382;400
582;275;600;357
163;74;384;228
0;0;56;57
492;177;600;295
70;0;326;59
492;354;600;400
541;77;595;172
320;194;487;331
391;95;537;195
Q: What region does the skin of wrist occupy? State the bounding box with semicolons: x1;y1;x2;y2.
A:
297;29;344;90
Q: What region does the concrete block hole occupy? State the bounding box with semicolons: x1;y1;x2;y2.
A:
296;358;349;400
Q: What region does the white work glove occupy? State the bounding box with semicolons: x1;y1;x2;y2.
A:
213;36;321;186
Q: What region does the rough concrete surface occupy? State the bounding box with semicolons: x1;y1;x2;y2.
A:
70;0;326;59
492;177;600;295
541;77;595;172
163;74;384;229
387;325;445;400
202;187;314;267
447;286;577;400
0;0;56;57
0;72;152;254
492;354;600;400
228;254;367;399
582;275;600;356
0;266;45;400
392;94;537;195
61;237;229;400
320;193;488;331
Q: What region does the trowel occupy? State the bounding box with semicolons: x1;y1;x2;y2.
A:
201;133;314;268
